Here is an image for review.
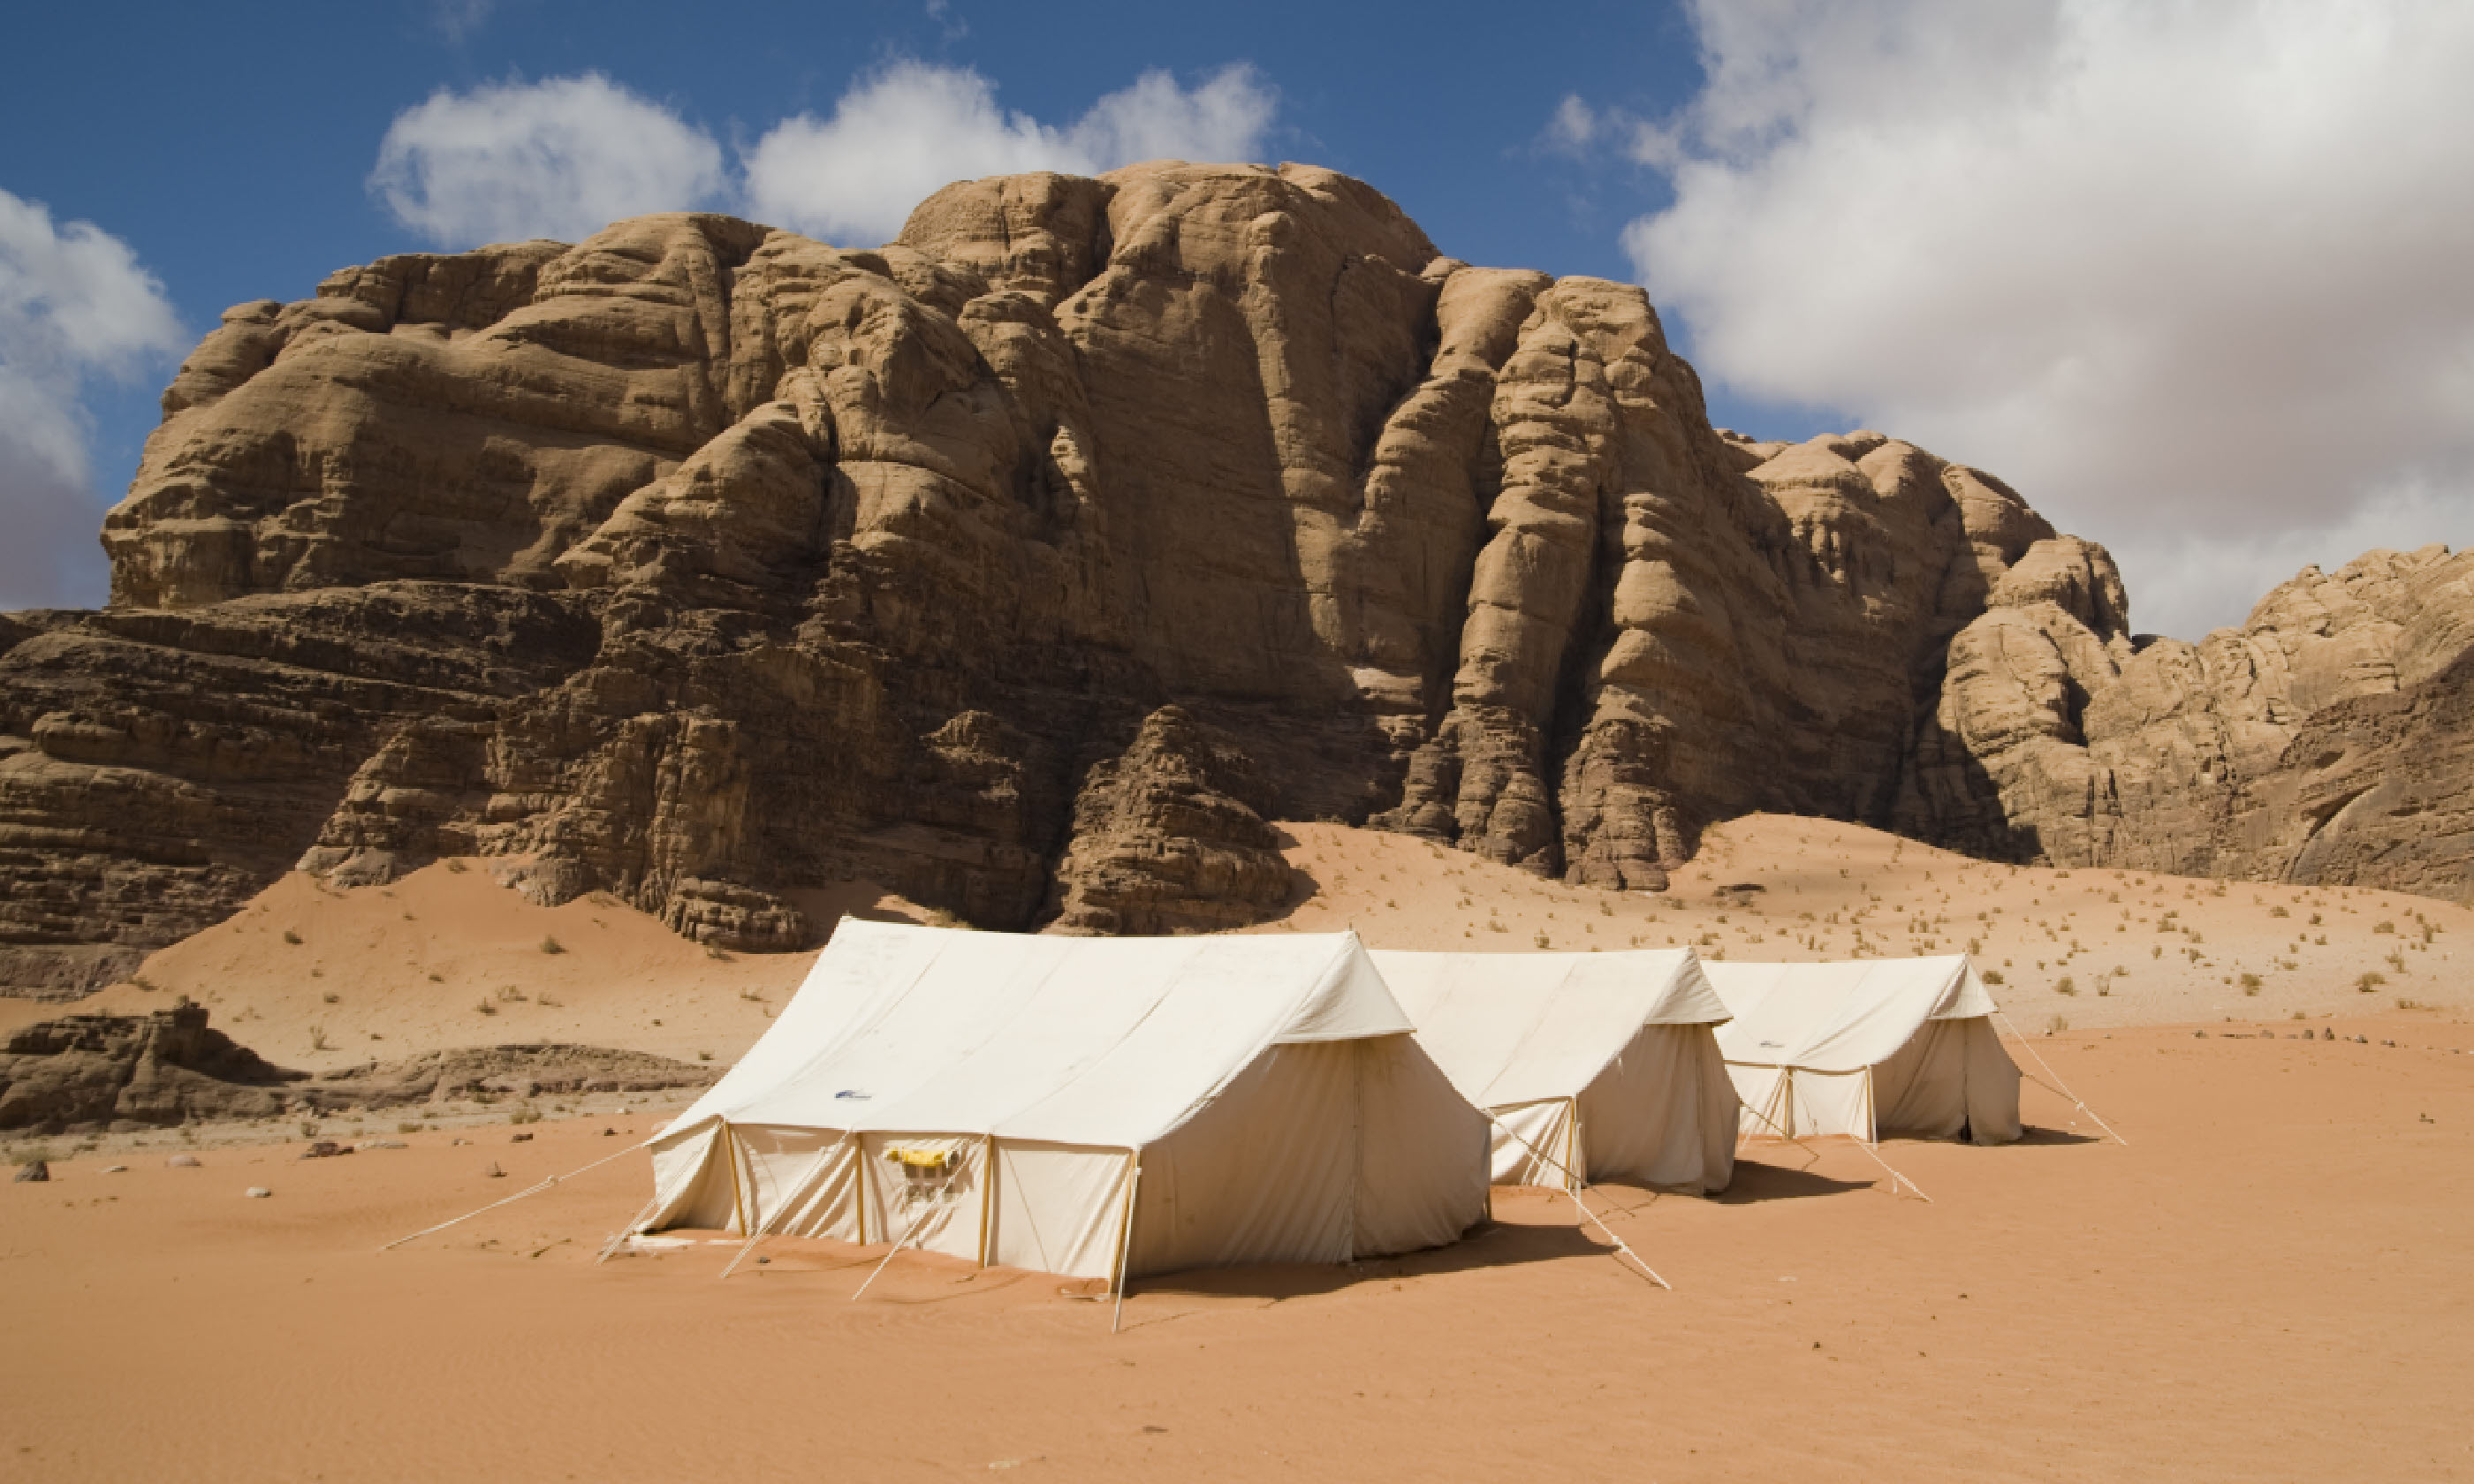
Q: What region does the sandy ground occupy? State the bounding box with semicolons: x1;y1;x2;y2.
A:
5;815;2471;1480
5;1015;2470;1481
0;867;930;1070
1262;814;2470;1031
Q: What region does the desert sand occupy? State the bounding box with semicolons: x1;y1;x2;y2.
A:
5;815;2471;1480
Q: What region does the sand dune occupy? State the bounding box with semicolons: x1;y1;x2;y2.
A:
1260;814;2469;1031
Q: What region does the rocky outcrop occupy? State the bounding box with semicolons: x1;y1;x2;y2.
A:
0;1002;301;1129
1901;544;2474;893
1044;706;1294;935
0;1003;715;1131
1;163;2464;995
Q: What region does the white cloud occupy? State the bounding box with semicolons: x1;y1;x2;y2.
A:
1616;0;2474;639
368;73;727;247
0;190;184;610
743;61;1276;245
427;0;494;43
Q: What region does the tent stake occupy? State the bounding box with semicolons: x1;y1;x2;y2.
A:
596;1194;662;1264
1994;1010;2131;1144
1484;1113;1671;1290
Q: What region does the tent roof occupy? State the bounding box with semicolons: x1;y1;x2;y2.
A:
662;920;1413;1148
1705;956;1996;1073
1370;949;1726;1109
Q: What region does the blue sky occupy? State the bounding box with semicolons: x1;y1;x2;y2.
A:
4;1;2469;635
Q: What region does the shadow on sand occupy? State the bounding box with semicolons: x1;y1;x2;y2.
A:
1119;1218;1610;1316
2010;1125;2106;1147
1707;1158;1876;1204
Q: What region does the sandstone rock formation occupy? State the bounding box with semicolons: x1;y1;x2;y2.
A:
0;1003;716;1132
0;1002;300;1129
1901;544;2474;893
1;161;2464;995
1044;706;1295;935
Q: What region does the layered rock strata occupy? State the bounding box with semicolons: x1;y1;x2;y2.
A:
2;162;2464;994
1900;544;2473;893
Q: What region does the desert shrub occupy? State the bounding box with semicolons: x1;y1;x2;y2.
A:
2372;920;2395;935
1982;969;2006;986
539;935;565;955
2270;905;2289;918
2239;973;2263;994
2055;975;2076;996
508;1107;543;1125
282;929;302;945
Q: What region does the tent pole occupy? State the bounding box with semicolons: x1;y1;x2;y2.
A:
977;1135;997;1268
1993;1010;2130;1144
1111;1151;1143;1335
852;1132;868;1243
724;1124;751;1238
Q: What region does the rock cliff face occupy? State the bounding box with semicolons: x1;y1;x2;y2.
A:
1900;543;2474;895
1;162;2464;993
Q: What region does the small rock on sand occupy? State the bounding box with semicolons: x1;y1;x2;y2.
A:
166;1155;201;1168
300;1140;351;1159
102;1164;127;1173
510;1132;534;1143
15;1161;49;1183
357;1140;406;1150
244;1186;271;1199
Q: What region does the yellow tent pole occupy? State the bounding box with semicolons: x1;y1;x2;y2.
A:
977;1134;998;1268
1110;1149;1143;1335
725;1124;750;1238
852;1132;868;1244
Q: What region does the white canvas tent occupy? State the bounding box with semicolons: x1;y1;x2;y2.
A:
1371;949;1741;1195
641;920;1490;1284
1705;956;2022;1145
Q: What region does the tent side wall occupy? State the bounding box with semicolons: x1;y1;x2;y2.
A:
1347;1031;1492;1257
1727;1063;1873;1140
1127;1034;1488;1280
1873;1017;2022;1144
1730;1016;2023;1145
1486;1100;1575;1188
1575;1023;1739;1194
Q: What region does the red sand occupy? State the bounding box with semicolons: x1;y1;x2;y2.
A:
5;817;2471;1480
